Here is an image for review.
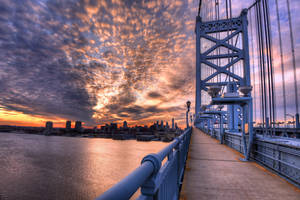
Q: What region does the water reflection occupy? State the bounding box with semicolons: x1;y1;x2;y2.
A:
0;133;167;200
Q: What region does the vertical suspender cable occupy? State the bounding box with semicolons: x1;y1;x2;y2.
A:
197;0;202;16
215;0;220;83
256;3;266;130
286;0;299;114
262;0;273;133
264;0;276;132
258;1;268;131
253;3;262;127
217;0;220;83
275;0;287;123
229;0;233;82
249;9;257;123
225;0;230;83
210;1;212;81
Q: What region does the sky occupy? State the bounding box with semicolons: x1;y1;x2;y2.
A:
0;0;200;128
0;0;299;128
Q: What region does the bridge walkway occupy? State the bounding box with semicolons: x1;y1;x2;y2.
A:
180;128;300;200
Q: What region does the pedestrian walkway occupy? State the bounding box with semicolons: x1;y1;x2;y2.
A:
180;128;300;200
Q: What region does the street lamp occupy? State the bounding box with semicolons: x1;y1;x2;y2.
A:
285;114;295;128
186;101;191;129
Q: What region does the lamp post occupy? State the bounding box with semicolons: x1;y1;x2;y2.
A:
186;101;191;129
285;114;295;128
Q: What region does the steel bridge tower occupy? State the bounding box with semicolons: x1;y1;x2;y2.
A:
195;9;253;160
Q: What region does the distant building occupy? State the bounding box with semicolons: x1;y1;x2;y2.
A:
75;121;82;132
93;126;97;133
172;118;175;129
44;121;53;135
155;121;159;129
45;121;53;130
160;120;164;129
123;121;128;129
66;121;71;130
110;123;117;130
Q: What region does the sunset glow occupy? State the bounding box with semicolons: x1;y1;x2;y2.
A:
0;0;299;127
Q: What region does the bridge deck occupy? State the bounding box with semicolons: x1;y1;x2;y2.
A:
180;128;300;200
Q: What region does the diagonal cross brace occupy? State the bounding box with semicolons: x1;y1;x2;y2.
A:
201;57;243;83
201;29;242;56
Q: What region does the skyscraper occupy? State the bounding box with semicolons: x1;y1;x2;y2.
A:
45;121;53;130
75;121;82;132
66;121;71;130
172;118;175;129
44;121;53;135
123;121;128;129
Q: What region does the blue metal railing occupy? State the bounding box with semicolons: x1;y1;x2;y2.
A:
199;127;300;186
96;127;192;200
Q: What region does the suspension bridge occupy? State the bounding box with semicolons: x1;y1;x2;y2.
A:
96;0;300;199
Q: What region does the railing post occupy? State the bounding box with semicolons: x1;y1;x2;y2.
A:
220;114;224;144
175;138;181;187
139;154;161;199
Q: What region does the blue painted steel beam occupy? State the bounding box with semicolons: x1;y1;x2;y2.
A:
201;33;242;55
195;9;251;118
296;113;300;129
211;96;253;160
203;110;226;143
195;16;201;116
211;97;251;105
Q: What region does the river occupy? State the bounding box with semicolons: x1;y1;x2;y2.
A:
0;132;168;200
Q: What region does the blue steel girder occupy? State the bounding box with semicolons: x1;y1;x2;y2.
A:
195;9;253;161
199;21;244;85
203;110;226;143
201;59;243;83
198;17;243;33
201;32;243;56
211;96;254;161
195;9;251;115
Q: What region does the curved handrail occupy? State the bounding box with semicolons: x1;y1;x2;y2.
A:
96;127;192;200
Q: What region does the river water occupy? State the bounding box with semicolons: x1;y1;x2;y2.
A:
0;133;168;200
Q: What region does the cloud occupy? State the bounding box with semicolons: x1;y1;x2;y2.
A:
0;0;200;126
1;0;298;126
147;91;163;99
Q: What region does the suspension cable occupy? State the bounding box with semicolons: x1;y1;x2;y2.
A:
249;9;257;123
275;0;287;123
264;0;276;131
256;2;266;130
197;0;202;16
248;0;261;10
262;0;273;133
286;0;299;114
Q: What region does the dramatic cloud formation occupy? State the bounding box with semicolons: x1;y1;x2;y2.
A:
0;0;299;127
0;0;198;127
